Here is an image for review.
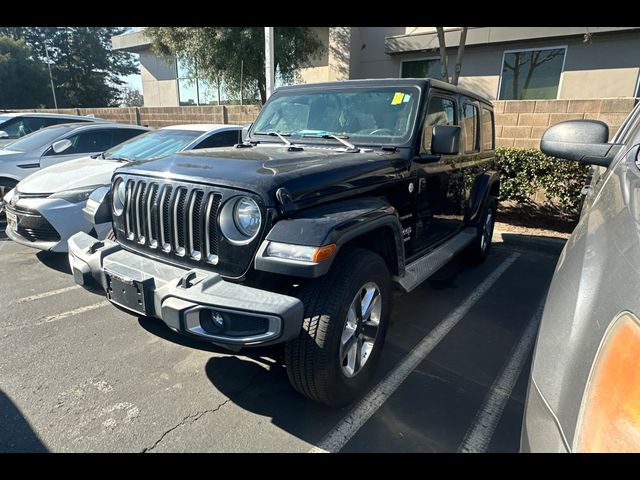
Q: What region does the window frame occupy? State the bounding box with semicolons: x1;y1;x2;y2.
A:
497;45;568;101
461;100;480;154
420;91;458;155
480;106;496;152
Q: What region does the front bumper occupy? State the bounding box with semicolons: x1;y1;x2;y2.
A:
5;196;111;252
68;231;305;347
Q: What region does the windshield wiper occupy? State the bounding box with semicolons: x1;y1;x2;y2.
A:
253;131;303;151
301;133;360;152
105;155;130;162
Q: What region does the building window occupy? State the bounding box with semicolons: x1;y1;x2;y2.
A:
401;58;441;79
498;47;566;100
177;58;223;106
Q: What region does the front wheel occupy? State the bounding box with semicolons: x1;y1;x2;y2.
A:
285;247;392;407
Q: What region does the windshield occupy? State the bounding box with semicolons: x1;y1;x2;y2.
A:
103;129;204;161
3;125;74;152
251;86;420;145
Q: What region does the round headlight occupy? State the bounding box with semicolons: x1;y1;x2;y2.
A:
113;179;126;215
233;197;261;238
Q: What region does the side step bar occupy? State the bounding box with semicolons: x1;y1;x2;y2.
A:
394;227;477;293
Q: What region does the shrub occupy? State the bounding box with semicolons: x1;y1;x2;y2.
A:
495;147;590;217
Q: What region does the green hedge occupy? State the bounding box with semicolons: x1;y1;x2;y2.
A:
495;147;590;217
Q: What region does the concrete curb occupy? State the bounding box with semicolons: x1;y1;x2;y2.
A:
492;229;567;254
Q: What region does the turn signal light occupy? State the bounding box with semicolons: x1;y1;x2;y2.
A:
574;312;640;452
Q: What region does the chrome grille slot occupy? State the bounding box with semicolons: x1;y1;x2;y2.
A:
146;183;159;248
204;193;221;263
160;185;173;252
173;187;187;256
188;190;204;260
125;180;135;240
135;181;147;244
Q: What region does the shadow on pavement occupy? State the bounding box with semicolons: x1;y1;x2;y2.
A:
0;389;48;452
36;251;71;274
204;355;344;445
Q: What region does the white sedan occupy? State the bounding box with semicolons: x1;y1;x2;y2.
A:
3;124;242;253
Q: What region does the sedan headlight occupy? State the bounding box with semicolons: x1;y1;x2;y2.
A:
219;196;262;243
112;179;126;216
50;185;102;204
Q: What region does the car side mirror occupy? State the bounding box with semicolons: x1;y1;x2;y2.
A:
52;139;72;154
0;130;8;139
241;122;253;143
540;120;622;167
431;124;460;155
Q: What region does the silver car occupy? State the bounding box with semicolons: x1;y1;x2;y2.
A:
521;102;640;452
0;122;148;201
3;124;242;253
0;112;102;147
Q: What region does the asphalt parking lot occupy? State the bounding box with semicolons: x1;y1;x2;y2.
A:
0;218;561;453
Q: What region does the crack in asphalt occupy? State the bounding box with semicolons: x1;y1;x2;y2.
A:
140;365;268;453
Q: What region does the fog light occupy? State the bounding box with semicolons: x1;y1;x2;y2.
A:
210;311;225;329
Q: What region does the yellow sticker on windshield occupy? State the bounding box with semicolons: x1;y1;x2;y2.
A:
391;92;405;105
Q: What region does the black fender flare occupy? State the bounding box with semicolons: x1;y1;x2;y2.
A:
254;197;405;278
466;171;500;224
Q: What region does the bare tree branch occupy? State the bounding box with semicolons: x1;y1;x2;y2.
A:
436;27;449;82
451;27;468;86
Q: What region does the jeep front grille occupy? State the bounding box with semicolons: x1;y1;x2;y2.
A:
122;179;222;263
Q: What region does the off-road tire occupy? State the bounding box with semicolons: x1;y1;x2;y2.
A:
285;247;392;407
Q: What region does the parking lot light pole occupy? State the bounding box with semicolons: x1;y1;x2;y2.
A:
265;27;275;100
44;41;58;109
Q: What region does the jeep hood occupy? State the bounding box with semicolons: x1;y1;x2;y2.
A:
118;144;408;207
17;156;122;194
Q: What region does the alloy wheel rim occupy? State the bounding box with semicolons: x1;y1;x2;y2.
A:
480;210;494;252
340;281;382;378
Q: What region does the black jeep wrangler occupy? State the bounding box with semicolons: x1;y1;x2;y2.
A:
69;79;499;407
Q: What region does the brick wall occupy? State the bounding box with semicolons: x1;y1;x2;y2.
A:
9;105;262;129
11;98;638;148
494;98;638;149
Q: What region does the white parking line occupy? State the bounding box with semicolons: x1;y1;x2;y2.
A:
457;297;545;453
35;301;110;326
16;285;82;304
309;253;521;453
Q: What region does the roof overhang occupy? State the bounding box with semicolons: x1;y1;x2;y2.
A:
385;27;640;55
112;30;151;53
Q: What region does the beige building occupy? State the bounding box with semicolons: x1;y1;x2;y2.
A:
113;27;640;107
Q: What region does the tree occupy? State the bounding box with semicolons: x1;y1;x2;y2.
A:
120;86;143;107
0;36;51;109
0;27;138;108
145;27;324;104
435;27;468;86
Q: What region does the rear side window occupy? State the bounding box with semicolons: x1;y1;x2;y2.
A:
422;95;456;154
194;130;242;149
461;103;479;153
481;107;495;151
112;128;146;146
0;116;48;139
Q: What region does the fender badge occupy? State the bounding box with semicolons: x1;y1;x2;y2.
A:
408;183;414;193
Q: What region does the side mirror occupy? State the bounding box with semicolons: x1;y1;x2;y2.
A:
0;131;8;139
241;122;253;143
51;139;72;154
540;120;622;167
431;124;461;156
